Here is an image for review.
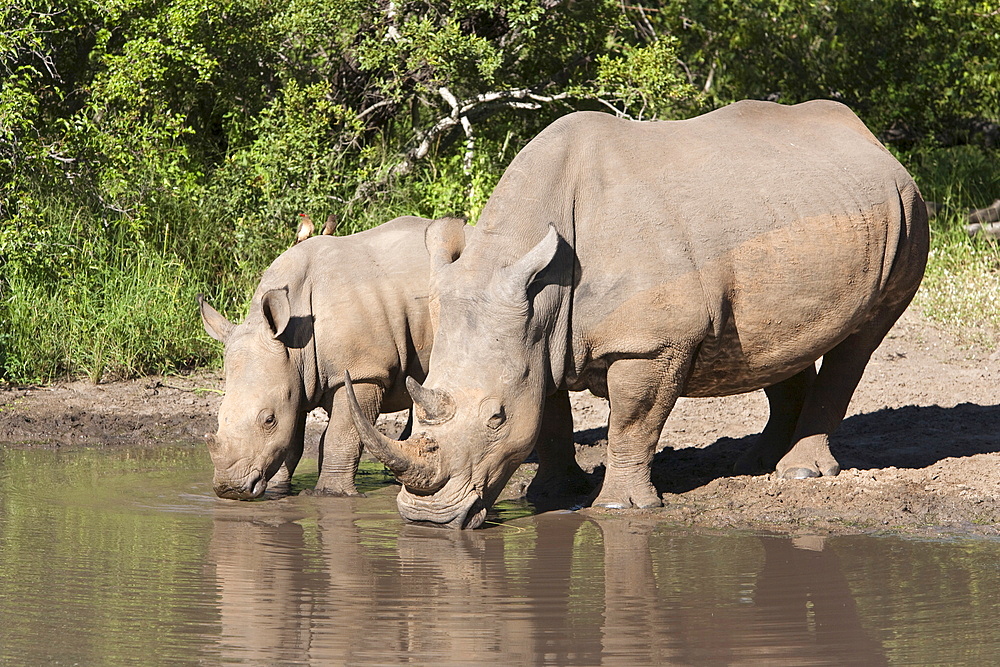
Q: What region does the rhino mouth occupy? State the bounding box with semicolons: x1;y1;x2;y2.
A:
396;488;487;530
214;470;267;500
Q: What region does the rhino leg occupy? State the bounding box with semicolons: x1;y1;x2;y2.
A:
526;389;591;502
777;316;904;479
268;413;305;496
734;364;816;475
593;353;693;510
313;383;385;497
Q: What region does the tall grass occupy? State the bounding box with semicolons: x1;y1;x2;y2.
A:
0;191;250;384
2;254;209;383
904;145;1000;343
0;154;496;384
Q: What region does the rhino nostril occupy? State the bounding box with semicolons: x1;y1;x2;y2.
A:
248;474;267;498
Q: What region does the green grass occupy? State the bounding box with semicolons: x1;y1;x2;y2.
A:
1;193;239;383
2;251;214;383
0;153;494;384
904;145;1000;345
916;222;1000;344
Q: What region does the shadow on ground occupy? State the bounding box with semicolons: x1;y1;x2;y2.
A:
574;403;1000;496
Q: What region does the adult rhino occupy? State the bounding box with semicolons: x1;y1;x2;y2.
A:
200;216;586;500
346;100;929;529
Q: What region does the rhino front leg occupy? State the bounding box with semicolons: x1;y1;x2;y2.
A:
734;364;816;475
268;412;305;495
593;353;692;510
313;382;385;496
527;389;591;502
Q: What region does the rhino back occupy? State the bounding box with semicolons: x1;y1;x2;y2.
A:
254;216;434;397
477;102;927;396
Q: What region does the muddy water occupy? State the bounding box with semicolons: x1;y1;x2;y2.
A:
2;446;999;665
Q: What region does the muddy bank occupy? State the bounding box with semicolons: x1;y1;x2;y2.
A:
3;307;999;537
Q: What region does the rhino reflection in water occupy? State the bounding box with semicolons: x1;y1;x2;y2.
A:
207;506;886;664
347;100;929;528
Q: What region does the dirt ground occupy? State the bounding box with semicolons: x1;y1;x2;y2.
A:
3;306;999;538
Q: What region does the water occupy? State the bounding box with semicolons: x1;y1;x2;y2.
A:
2;445;999;665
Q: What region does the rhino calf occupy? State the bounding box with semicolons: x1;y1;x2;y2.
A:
199;216;447;499
348;100;930;528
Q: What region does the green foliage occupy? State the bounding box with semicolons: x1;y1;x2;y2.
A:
1;0;998;381
905;145;1000;338
648;0;1000;145
1;0;695;382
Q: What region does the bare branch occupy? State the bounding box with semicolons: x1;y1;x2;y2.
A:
355;98;395;122
438;86;460;115
385;0;402;42
460;115;474;174
591;97;634;119
351;85;581;203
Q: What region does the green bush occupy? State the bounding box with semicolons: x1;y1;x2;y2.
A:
1;0;997;382
904;145;1000;338
1;0;695;382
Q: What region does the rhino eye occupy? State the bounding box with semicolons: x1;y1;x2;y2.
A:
487;409;505;430
260;413;276;429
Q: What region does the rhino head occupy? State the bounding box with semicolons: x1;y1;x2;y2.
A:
200;289;308;500
346;224;564;528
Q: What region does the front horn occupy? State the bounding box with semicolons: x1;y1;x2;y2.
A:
343;371;444;493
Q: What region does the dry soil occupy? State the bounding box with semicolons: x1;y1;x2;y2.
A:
3;307;999;537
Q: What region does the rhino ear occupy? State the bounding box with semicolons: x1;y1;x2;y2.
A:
261;288;292;339
425;217;469;272
198;294;235;343
493;224;561;301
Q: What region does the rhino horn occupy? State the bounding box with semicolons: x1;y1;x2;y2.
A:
405;376;456;424
344;371;444;493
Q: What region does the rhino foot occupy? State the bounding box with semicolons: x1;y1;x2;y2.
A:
265;481;293;497
775;436;841;479
302;485;365;498
592;480;663;510
779;467;821;479
778;463;840;480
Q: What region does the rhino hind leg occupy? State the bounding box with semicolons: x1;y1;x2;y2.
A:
306;426;363;497
309;383;385;497
526;389;592;504
734;364;817;475
775;317;901;480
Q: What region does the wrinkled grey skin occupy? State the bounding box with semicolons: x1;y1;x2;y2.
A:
201;216;447;499
346;100;929;528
